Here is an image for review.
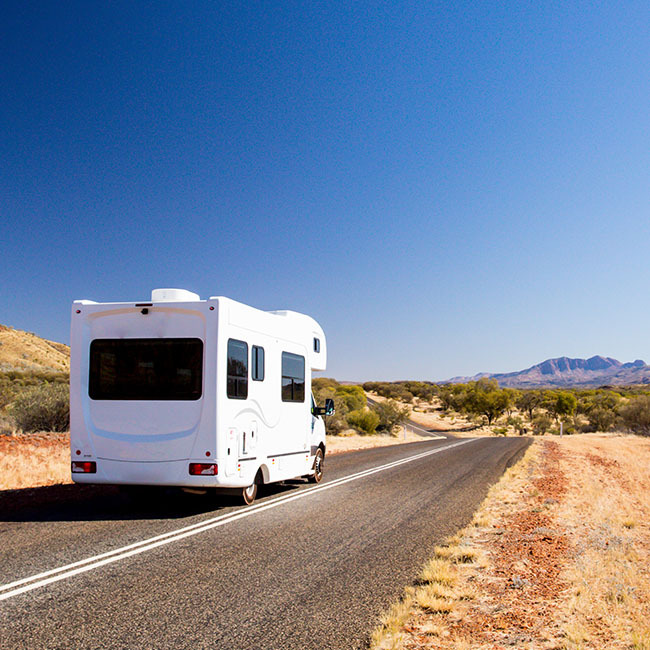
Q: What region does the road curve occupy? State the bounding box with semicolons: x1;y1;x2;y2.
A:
0;436;530;649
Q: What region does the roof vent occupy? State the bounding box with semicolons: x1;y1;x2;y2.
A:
151;288;200;302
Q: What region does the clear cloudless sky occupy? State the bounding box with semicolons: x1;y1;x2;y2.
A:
1;1;649;381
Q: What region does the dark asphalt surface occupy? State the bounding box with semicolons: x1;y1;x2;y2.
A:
0;436;530;649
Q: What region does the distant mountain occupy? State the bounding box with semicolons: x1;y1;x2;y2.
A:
447;356;650;388
0;324;69;372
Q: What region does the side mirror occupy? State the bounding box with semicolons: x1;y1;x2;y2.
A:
324;398;335;416
313;398;335;417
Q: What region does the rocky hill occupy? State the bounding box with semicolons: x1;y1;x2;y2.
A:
448;356;650;388
0;325;69;373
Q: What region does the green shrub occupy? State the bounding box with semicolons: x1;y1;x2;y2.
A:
532;413;553;435
335;385;367;412
619;395;650;436
585;406;617;432
372;399;409;435
346;408;380;435
0;370;68;409
506;415;527;435
10;383;69;432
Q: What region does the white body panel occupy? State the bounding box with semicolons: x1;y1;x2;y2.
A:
70;292;327;489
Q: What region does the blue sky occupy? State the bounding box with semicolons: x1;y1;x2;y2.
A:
2;1;649;381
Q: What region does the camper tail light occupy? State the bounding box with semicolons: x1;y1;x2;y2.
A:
189;462;218;476
71;461;97;474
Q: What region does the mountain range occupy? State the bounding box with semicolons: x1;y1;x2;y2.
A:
447;356;650;388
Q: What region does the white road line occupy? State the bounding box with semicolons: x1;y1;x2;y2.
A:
406;422;447;439
0;438;478;602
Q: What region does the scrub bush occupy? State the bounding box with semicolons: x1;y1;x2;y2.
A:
335;385;367;412
10;383;69;432
619;395;650;436
532;413;553;435
372;399;409;435
346;408;380;435
363;382;414;403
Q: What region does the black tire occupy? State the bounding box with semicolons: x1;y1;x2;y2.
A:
308;448;324;484
242;470;262;505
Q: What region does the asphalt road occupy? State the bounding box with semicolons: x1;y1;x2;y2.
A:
0;436;530;649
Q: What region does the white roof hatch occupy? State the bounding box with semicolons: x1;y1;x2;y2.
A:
151;288;201;302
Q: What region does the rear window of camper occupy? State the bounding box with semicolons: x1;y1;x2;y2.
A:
89;338;203;401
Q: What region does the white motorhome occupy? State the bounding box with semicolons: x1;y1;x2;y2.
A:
70;288;333;504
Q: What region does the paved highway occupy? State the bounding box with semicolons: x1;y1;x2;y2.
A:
0;436;529;649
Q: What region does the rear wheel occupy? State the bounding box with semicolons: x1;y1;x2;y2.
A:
242;470;262;505
308;448;324;484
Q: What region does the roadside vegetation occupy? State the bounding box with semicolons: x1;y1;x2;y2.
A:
363;379;650;437
313;378;409;436
0;370;69;434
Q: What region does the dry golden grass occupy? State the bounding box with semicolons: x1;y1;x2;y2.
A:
0;432;71;490
371;434;650;650
556;434;650;649
0;323;69;371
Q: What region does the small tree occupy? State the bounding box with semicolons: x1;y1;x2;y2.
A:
548;391;577;422
465;379;510;425
516;390;544;421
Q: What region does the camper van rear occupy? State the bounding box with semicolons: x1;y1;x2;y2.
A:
70;289;332;504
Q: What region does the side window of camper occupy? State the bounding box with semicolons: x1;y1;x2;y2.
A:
227;339;248;399
313;337;320;353
281;352;305;402
252;345;265;381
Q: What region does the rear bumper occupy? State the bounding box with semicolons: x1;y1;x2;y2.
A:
71;458;249;488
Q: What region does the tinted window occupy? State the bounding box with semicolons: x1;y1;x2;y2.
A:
252;346;265;381
282;352;305;402
313;338;320;353
89;338;203;401
227;339;248;399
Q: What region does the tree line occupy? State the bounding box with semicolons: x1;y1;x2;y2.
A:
4;369;650;437
363;379;650;436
